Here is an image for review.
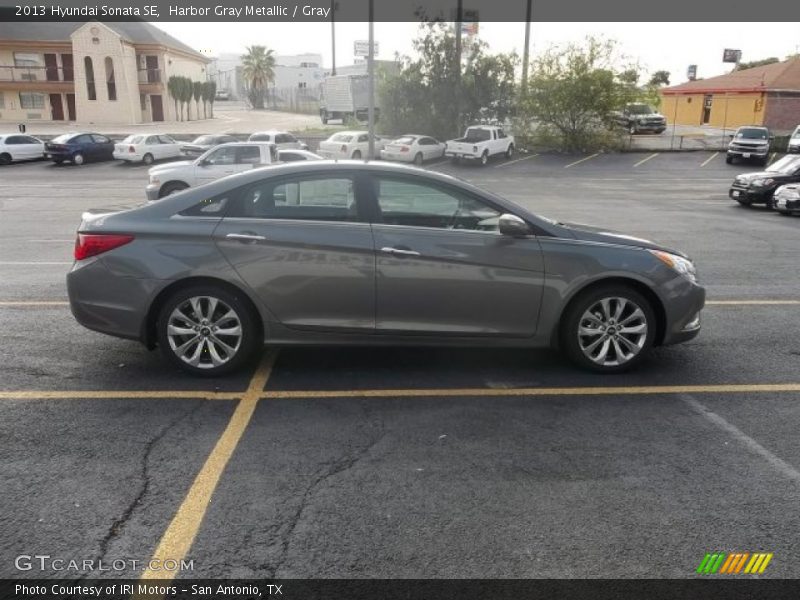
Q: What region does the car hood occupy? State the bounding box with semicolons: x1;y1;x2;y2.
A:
559;221;687;257
734;171;792;184
633;112;665;119
149;160;193;174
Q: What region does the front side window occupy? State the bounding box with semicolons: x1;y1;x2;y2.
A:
180;193;230;216
231;176;358;222
374;178;501;232
204;147;237;165
145;136;159;145
5;136;23;144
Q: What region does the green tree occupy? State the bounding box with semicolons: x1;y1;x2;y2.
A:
736;57;779;70
517;37;639;151
206;80;217;118
378;22;518;140
193;81;203;120
241;45;275;109
167;76;181;121
648;70;670;86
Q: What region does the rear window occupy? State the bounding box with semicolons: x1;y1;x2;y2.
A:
464;128;491;142
51;134;75;144
123;135;144;144
249;133;271;142
192;135;214;144
330;133;353;143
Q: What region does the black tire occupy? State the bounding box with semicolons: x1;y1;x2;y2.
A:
72;152;85;165
505;144;515;159
156;285;260;377
560;284;656;373
480;150;489;166
158;181;189;198
765;196;774;210
0;153;11;166
777;210;790;216
351;150;362;159
53;159;64;165
413;152;424;166
725;155;733;164
142;153;154;166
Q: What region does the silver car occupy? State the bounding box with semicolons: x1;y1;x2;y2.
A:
67;162;704;376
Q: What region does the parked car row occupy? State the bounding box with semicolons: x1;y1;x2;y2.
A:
729;154;800;215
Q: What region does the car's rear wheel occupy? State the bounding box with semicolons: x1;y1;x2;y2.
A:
159;182;189;198
157;286;259;377
561;285;656;373
142;153;154;165
414;152;424;166
480;150;489;166
72;152;85;165
505;144;515;159
352;150;362;159
726;155;733;164
0;153;11;166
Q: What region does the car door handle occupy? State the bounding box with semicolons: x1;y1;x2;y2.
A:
381;246;421;257
226;233;266;242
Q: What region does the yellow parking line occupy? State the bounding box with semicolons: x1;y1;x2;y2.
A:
494;153;538;168
700;152;718;167
563;153;600;169
262;382;800;400
633;153;659;167
0;390;240;400
140;351;278;583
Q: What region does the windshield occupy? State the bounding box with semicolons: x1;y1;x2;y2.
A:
330;133;353;142
250;133;271;141
123;135;143;144
766;155;800;174
628;104;654;115
51;134;75;144
464;128;491;142
735;128;768;140
192;135;214;145
791;127;800;139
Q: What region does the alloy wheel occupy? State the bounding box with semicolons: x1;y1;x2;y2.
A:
166;296;243;369
577;296;648;367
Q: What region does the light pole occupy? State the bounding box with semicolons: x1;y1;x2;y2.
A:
330;0;337;76
454;0;462;137
521;0;531;93
367;0;375;159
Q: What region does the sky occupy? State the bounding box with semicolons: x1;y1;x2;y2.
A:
157;21;800;85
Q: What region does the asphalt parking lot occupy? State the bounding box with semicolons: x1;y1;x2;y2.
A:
1;151;799;580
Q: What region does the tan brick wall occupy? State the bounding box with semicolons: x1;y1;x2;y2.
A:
0;88;52;122
764;93;800;133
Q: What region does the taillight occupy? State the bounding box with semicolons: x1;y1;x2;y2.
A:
341;144;347;152
400;146;409;152
129;145;136;152
74;233;134;261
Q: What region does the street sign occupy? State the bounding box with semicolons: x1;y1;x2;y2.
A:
354;40;378;57
687;65;697;80
722;49;742;64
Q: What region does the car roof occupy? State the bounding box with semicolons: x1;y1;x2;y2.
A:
333;130;367;135
251;130;287;135
214;141;276;147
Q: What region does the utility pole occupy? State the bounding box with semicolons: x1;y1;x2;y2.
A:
330;0;337;75
367;0;375;160
521;0;531;93
454;0;462;137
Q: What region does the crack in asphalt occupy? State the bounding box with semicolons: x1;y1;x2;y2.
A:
78;400;206;579
264;408;386;578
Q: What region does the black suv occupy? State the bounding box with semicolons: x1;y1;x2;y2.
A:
728;155;800;208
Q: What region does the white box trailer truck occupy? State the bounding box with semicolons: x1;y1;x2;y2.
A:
319;74;380;124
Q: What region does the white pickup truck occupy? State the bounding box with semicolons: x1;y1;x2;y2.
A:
145;142;277;200
444;125;515;166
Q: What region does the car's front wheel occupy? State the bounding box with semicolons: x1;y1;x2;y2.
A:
561;285;656;373
159;181;189;198
72;152;85;165
157;286;260;376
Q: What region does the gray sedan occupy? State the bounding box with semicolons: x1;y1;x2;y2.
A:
67;162;704;376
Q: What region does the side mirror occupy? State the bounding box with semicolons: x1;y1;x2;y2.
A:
199;158;211;167
498;213;531;237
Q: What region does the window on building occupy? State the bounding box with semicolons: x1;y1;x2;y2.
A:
298;82;307;89
105;57;116;101
19;93;45;109
84;57;96;101
13;52;42;81
140;93;146;111
0;92;4;109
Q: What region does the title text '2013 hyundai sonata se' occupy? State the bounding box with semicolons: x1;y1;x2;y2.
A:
67;162;704;376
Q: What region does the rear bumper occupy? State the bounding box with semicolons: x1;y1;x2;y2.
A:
380;150;413;162
67;259;161;343
113;151;142;161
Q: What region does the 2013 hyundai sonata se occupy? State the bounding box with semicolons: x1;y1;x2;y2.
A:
67;161;704;376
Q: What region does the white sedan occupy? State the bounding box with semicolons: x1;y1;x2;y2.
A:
0;134;45;165
380;134;446;165
317;130;385;159
113;133;182;165
248;130;308;150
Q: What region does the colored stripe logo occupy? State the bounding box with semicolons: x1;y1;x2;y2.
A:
697;552;773;574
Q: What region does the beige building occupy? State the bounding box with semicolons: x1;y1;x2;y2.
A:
0;21;210;124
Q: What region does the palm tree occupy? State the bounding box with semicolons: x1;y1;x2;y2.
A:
241;45;275;109
167;76;181;121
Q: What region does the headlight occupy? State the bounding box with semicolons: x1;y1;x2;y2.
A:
649;249;697;283
752;178;774;187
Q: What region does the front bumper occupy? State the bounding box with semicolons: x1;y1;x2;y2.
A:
727;147;769;159
729;186;773;203
662;282;705;346
774;194;800;213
